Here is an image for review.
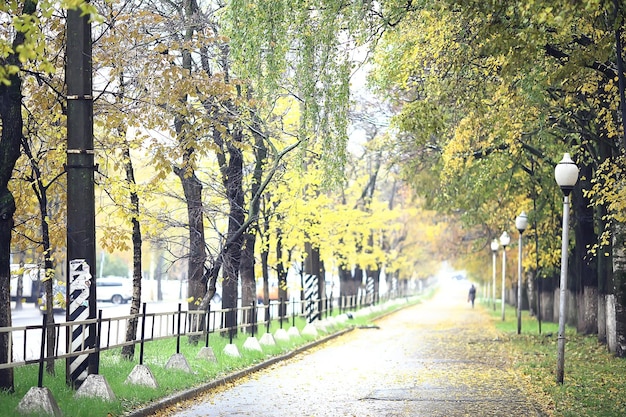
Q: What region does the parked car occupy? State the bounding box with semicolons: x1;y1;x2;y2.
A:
96;277;133;304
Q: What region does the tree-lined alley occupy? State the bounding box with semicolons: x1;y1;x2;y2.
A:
1;0;626;396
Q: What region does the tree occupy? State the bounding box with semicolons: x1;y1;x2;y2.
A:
368;0;626;351
239;116;267;329
19;123;66;374
90;0;174;359
0;0;40;393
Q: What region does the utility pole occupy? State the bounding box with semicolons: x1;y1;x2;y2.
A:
65;4;96;389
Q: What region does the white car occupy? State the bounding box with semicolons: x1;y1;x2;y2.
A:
96;277;133;304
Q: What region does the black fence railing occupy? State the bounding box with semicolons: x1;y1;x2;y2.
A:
0;288;414;372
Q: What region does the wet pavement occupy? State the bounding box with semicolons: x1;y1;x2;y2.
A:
160;281;546;417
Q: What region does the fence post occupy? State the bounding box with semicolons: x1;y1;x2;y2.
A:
266;302;271;333
176;303;182;354
95;310;103;373
204;304;211;348
251;301;256;338
229;309;233;344
139;303;147;365
38;314;46;388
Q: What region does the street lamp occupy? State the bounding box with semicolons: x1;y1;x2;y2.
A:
499;231;511;321
491;239;499;311
555;153;579;384
516;211;528;335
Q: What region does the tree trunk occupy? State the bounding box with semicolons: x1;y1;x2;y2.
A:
611;0;626;358
338;264;352;310
276;226;288;318
599;226;614;346
612;220;626;356
607;294;618;353
40;226;56;374
240;231;256;333
43;261;56;375
222;128;245;338
14;264;23;310
354;265;364;305
260;247;270;321
175;170;207;310
0;190;16;392
154;246;164;302
540;274;555;324
596;139;612;344
175;0;206;320
121;141;142;360
0;0;31;388
21;135;59;374
387;269;396;297
574;163;598;334
526;270;536;317
239;119;266;332
598;292;607;344
175;161;208;347
553;285;560;323
320;260;327;315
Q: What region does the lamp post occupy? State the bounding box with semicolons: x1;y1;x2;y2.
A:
491;239;499;311
499;231;510;321
555;153;579;384
516;211;528;335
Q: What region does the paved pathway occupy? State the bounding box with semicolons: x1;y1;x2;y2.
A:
165;281;545;417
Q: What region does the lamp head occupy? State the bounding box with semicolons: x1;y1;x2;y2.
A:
499;231;511;247
490;239;499;252
554;153;579;196
516;211;528;233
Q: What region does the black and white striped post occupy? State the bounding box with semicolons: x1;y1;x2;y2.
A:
366;276;374;305
304;274;318;323
66;260;95;388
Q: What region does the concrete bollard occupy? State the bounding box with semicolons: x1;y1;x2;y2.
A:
223;343;241;357
243;336;262;352
274;328;289;341
302;323;318;337
125;364;158;388
165;353;192;373
74;374;116;401
196;346;218;362
17;387;62;417
259;333;276;346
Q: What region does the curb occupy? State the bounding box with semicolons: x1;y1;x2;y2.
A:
124;327;354;417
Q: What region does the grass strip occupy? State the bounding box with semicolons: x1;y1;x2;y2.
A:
1;296;423;417
483;299;626;417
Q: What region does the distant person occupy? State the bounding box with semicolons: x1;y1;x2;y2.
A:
468;284;476;308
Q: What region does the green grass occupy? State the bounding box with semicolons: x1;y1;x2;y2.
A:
481;299;626;417
1;296;423;417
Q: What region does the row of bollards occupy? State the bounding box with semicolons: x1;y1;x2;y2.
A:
15;296;373;417
15;311;331;417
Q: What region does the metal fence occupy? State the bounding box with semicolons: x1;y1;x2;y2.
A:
0;289;406;372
